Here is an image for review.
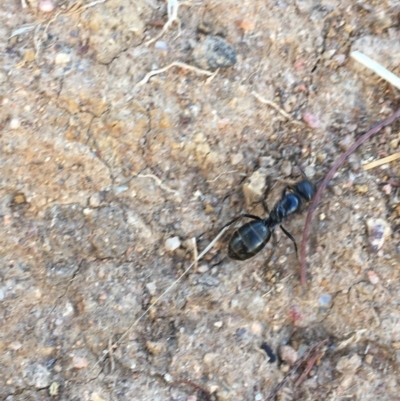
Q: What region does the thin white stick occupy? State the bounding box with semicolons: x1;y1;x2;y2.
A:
87;225;230;376
137;173;180;198
136;61;214;86
351;51;400;90
251;91;303;126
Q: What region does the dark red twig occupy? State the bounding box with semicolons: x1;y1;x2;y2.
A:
169;379;212;401
300;108;400;285
294;351;320;387
265;339;328;401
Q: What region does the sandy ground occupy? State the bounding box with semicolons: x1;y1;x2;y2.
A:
1;0;400;400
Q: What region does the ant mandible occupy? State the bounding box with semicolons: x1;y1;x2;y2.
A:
225;170;316;261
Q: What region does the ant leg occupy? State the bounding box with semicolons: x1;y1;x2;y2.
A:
279;225;298;257
281;185;292;198
220;213;262;230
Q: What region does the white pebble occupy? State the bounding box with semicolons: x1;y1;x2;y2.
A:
231;153;244;165
197;263;209;273
146;282;157;295
39;0;54;12
55;53;71;65
214;321;223;328
155;41;168;51
164;236;181;252
10;118;21;129
164;373;173;383
367;271;380;285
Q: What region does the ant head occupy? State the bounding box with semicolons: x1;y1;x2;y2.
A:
295;180;316;201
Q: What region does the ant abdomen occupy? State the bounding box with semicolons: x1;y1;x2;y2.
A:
228;220;272;260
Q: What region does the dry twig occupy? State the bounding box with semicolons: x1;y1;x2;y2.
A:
137;173;181;198
169;379;212;401
192;237;198;272
252;91;303;126
351;51;400;90
300;108;400;285
294;351;320;387
362;151;400;170
206;170;238;183
136;61;214;86
265;339;328;401
65;0;108;15
145;0;191;46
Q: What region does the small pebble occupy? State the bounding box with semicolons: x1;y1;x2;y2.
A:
13;193;26;204
258;156;275;167
254;394;263;401
319;213;326;221
243;168;268;207
382;184;392;195
9;341;22;351
192;35;237;71
146;341;165;355
251;322;263;336
89;193;102;208
231;153;244;165
281;160;292;177
279;345;298;366
55;53;71;64
39;0;54;12
235;19;255;31
302;112;320;128
304;165;315;178
164;236;181;252
355;184;368;194
203;352;218;365
90;393;106;401
214;321;223;328
114;185;128;195
318;294;332;306
367;271;380;285
367;218;391;252
365;354;374;364
49;382;59;396
197;263;209;273
339;134;353;150
280;363;290;372
164;373;173;383
154;41;168;51
10;118;21;129
146;282;157;295
72;356;88;369
336;353;362;374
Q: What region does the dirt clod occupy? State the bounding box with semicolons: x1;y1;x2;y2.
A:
192;35;237;71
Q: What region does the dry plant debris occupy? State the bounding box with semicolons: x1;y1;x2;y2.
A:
265;339;328;401
135;61;216;86
362;151;400;170
351;51;400;90
252;91;303;126
145;0;191;46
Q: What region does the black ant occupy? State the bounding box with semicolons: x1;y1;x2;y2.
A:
225;172;316;261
